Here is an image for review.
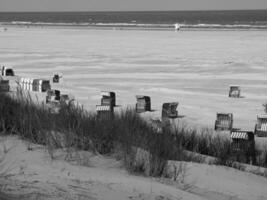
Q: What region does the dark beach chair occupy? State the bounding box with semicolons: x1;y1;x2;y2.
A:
229;85;241;98
41;80;51;92
53;73;63;83
162;102;179;119
101;91;116;107
230;130;255;164
135;95;151;113
160;102;179;131
1;66;15;76
254;115;267;137
53;74;60;83
214;113;233;131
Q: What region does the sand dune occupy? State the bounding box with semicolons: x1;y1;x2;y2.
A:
0;135;267;200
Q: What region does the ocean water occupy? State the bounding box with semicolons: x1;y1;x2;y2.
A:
0;26;267;130
1;10;267;29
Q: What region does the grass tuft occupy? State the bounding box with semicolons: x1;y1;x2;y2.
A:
0;90;266;179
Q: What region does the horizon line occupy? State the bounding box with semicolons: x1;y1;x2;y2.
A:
0;8;267;13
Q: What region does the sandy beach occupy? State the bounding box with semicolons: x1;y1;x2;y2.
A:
1;26;267;130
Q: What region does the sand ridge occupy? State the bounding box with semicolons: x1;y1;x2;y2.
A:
0;136;267;200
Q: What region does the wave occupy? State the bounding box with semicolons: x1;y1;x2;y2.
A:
1;21;267;30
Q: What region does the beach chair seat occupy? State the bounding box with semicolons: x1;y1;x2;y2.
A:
101;97;113;105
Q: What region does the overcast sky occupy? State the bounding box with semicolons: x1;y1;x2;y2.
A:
1;0;267;12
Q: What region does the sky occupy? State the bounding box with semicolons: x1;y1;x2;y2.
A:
1;0;267;12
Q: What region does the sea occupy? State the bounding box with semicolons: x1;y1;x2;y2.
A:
0;10;267;30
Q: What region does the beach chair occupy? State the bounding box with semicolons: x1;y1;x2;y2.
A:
229;85;241;98
214;113;233;131
230;130;255;163
41;80;51;92
1;66;15;76
0;80;10;92
161;102;179;129
53;74;60;83
32;79;51;92
96;105;114;120
60;94;69;103
254;115;267;137
162;102;179;119
46;89;61;103
101;91;116;107
135;95;151;113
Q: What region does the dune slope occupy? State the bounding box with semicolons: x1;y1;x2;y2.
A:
0;136;267;200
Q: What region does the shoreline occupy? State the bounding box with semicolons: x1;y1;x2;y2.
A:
2;23;267;31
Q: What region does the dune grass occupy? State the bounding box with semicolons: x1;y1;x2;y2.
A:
0;90;266;177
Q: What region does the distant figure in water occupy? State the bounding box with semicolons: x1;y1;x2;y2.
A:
174;23;180;31
4;27;7;31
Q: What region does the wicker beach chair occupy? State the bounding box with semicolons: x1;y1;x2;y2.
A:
135;95;151;113
162;102;179;119
254;115;267;137
230;130;255;163
214;113;233;131
229;85;241;98
101;91;116;107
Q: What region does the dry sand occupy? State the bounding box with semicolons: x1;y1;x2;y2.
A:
1;135;267;200
0;26;267;130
